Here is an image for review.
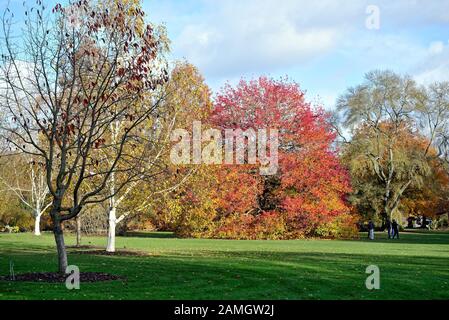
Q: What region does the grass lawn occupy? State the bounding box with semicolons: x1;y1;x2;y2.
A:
0;230;448;300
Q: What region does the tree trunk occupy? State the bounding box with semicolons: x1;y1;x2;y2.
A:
106;207;117;252
75;215;82;247
34;213;41;236
385;206;392;221
53;219;68;274
383;184;391;221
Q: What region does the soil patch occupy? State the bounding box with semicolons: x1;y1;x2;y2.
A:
71;249;150;257
0;272;125;283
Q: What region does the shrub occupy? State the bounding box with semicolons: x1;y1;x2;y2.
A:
314;213;360;239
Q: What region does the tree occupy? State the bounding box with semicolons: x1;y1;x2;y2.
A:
0;154;51;235
210;77;353;238
336;70;446;222
102;61;202;252
341;123;440;222
419;82;449;196
0;156;34;230
400;158;449;221
0;0;169;272
129;62;215;237
75;0;172;253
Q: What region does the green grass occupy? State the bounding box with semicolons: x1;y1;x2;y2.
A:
0;230;449;300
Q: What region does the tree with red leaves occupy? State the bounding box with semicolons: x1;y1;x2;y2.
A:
211;77;354;238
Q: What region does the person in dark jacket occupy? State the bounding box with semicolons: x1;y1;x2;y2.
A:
392;219;399;239
368;220;375;240
385;218;392;239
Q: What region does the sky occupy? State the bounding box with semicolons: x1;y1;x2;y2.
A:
3;0;449;110
142;0;449;110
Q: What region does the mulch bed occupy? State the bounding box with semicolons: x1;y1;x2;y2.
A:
71;249;150;257
66;245;98;249
0;272;125;283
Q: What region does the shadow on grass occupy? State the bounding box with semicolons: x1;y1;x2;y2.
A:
1;231;449;299
1;244;449;300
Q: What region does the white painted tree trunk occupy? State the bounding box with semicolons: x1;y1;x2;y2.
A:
34;213;41;236
106;207;117;252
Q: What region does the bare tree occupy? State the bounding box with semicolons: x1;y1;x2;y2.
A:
0;0;169;272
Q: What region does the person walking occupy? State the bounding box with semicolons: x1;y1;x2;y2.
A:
392;219;400;239
368;220;375;240
385;218;392;239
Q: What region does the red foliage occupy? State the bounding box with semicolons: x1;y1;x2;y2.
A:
214;166;262;216
211;77;354;238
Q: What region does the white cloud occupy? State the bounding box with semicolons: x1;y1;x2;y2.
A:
408;40;449;84
164;0;449;79
145;0;449;105
171;0;363;78
428;41;445;55
177;25;340;77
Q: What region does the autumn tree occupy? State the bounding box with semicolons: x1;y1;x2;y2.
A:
0;155;35;230
419;82;449;192
401;158;449;220
0;154;50;235
337;71;449;223
341;123;441;222
129;62;216;236
0;0;169;272
77;0;171;253
210;77;354;238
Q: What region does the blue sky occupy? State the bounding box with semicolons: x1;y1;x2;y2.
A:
3;0;449;110
142;0;449;109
